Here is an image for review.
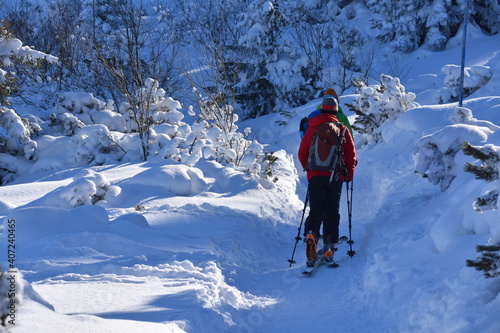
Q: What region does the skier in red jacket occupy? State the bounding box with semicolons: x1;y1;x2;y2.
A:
298;96;357;266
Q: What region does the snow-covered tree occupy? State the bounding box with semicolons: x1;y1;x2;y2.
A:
0;107;40;160
118;78;184;160
367;0;426;53
237;0;293;118
286;4;335;93
285;0;368;95
0;21;57;105
463;142;500;278
435;64;492;104
473;0;500;35
43;0;84;81
424;0;461;51
413;106;499;191
0;1;45;48
331;21;367;93
413;108;496;192
172;0;244;131
367;0;500;52
77;0;181;132
2;0;499;121
463;142;500;211
348;74;416;145
0;24;57;184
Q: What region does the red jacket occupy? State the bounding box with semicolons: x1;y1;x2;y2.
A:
298;113;356;181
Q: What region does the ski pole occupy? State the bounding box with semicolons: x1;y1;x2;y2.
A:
346;178;356;257
288;190;309;267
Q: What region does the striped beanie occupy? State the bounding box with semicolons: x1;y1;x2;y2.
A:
320;96;338;114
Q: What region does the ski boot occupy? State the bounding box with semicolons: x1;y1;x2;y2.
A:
305;232;317;267
322;244;335;263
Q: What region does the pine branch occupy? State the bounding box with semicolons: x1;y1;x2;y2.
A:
473;189;499;212
466;244;500;278
464;162;498;181
463;142;499;182
463;142;491;161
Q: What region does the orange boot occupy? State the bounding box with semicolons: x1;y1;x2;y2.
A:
323;244;335;263
305;232;317;267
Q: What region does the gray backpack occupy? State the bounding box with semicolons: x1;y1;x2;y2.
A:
307;121;347;175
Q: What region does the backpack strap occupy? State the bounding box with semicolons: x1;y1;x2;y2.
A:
329;123;347;183
299;117;309;139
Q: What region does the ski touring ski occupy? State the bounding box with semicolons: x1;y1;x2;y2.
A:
302;259;339;275
302;261;323;275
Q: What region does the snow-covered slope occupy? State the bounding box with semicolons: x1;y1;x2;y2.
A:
1;32;500;333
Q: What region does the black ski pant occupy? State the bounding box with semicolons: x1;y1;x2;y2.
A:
304;176;343;246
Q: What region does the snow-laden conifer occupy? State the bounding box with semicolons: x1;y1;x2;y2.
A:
348;74;416;145
413;107;496;191
463;142;500;279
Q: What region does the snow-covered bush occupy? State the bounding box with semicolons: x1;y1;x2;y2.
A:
414;106;499;191
349;74;416;145
48;112;85;136
0;24;57;105
0;107;39;159
447;106;500;131
120;78;184;133
367;0;425;53
68;124;121;166
118;78;184;160
55;92;108;118
2;72;279;187
0;107;40;184
413;124;493;191
59;169;120;208
159;117;278;186
435;65;492;104
52;92;124;134
466;244;500;278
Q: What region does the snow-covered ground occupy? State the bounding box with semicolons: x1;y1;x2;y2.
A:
2;31;500;333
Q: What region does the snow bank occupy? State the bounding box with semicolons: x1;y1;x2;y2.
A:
25;169;120;208
121;260;276;311
125;164;212;196
0;205;108;246
0;200;15;216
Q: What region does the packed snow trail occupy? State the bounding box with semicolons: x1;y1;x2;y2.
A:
236;244;393;333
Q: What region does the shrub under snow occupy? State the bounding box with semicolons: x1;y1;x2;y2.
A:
0;107;39;159
58;169;120;208
1;78;281;190
435;64;492;104
0;107;41;184
413;107;499;191
51;92;124;134
349;74;417;146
